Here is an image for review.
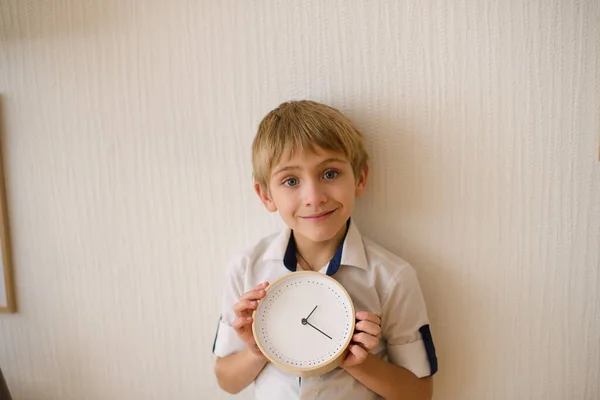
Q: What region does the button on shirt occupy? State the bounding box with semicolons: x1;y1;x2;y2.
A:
213;220;437;400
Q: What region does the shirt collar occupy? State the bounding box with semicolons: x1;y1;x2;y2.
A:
261;218;369;275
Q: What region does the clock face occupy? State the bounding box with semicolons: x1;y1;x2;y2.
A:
253;272;355;371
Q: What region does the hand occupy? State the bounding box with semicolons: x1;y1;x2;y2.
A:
232;281;269;357
342;311;381;368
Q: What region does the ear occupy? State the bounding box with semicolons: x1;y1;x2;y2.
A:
355;164;369;196
254;182;278;212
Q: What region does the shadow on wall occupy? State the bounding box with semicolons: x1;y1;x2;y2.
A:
0;367;13;400
349;105;480;399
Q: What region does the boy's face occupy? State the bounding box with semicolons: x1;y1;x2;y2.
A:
255;146;368;244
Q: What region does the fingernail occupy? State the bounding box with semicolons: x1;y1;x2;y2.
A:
258;290;265;295
247;317;252;321
250;301;256;306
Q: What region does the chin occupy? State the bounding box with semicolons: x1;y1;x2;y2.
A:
301;231;337;243
295;220;347;243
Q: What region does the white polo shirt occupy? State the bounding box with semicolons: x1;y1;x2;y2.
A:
213;219;437;400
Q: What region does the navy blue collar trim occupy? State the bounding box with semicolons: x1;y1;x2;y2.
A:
283;219;351;276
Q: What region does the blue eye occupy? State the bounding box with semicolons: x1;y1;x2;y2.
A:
283;178;299;187
323;170;338;180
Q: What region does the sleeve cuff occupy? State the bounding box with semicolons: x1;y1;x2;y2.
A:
213;320;246;357
387;340;433;378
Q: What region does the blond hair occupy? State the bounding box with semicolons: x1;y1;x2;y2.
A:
252;100;369;189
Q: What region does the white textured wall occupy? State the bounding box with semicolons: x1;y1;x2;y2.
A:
1;1;599;399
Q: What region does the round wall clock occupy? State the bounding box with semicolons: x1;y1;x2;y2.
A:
252;271;356;377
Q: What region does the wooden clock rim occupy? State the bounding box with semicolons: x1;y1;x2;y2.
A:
252;270;356;376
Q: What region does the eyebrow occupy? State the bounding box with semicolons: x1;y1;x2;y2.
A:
271;158;348;177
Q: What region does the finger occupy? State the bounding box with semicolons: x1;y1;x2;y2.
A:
352;333;379;350
355;311;381;326
254;281;269;290
238;288;266;302
233;299;258;318
253;281;269;291
355;320;382;336
232;316;253;331
240;284;269;301
348;343;368;360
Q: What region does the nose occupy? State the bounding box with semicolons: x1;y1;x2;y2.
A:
303;178;327;207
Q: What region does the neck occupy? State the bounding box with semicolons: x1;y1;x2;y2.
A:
294;223;347;271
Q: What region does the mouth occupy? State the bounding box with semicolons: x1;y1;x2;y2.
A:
300;209;337;222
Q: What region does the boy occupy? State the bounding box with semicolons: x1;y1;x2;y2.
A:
213;101;437;399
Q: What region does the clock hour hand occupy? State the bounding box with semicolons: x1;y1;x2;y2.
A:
305;305;318;320
302;320;332;340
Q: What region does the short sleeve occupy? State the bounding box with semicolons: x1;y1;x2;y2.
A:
381;266;438;378
212;256;247;358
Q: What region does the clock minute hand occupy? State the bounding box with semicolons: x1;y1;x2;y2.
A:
305;321;332;340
